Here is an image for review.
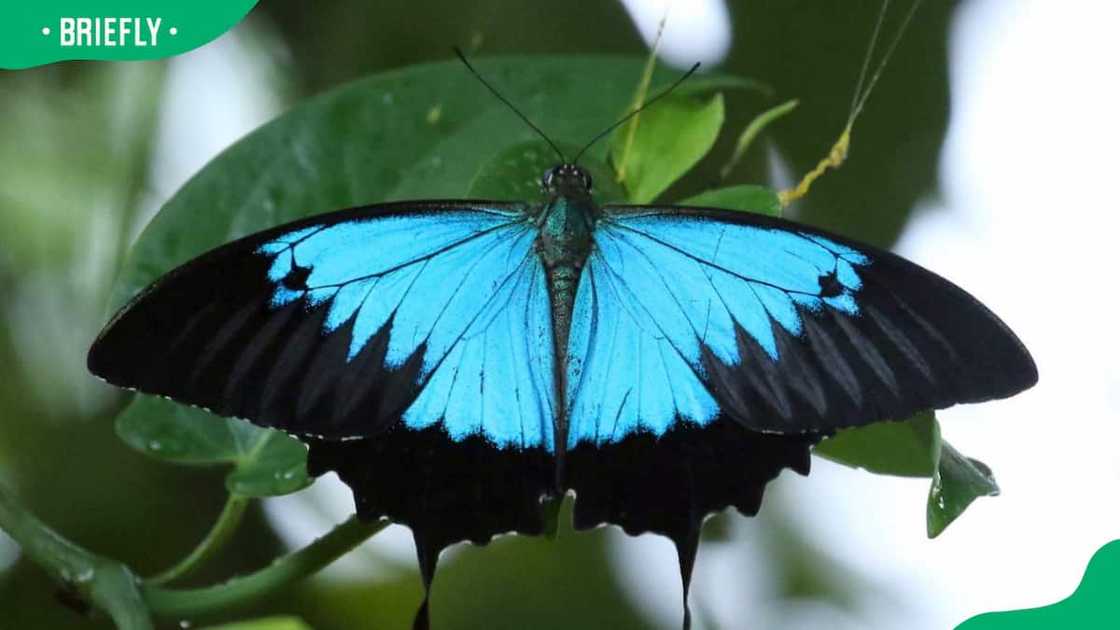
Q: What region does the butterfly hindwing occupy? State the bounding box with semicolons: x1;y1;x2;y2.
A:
565;420;816;626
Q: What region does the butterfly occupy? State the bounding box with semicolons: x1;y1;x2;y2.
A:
87;63;1037;630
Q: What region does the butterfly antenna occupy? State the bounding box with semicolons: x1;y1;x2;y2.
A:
848;0;925;124
847;0;891;124
572;61;701;165
453;47;568;164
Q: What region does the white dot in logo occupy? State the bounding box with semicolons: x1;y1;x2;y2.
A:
41;26;50;36
169;27;178;36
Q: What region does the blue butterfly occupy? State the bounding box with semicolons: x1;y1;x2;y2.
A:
88;70;1037;630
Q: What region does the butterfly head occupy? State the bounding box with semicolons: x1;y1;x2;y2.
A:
542;164;593;198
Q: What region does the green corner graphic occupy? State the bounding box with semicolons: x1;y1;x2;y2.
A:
957;540;1120;629
1;1;258;69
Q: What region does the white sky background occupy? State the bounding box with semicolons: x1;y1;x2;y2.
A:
139;1;1120;628
617;0;731;67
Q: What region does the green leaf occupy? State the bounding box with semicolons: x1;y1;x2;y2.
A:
468;140;625;203
199;616;313;630
679;184;781;216
225;434;310;498
110;56;735;313
927;443;1000;538
115;396;311;497
676;74;772;99
719;98;799;180
815;411;1000;536
610;93;725;204
814;411;937;478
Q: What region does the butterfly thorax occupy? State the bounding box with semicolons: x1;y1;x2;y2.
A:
537;193;595;268
536;165;598;321
537;191;596;339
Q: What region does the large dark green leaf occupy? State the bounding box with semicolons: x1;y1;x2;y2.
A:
110;56;706;312
679;184;781;216
468;140;625;202
115;396;311;497
814;411;938;478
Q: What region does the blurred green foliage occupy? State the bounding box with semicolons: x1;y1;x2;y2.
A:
612;92;725;203
201;617;313;630
0;1;967;628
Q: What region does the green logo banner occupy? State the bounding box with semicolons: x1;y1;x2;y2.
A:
958;540;1120;629
1;0;258;69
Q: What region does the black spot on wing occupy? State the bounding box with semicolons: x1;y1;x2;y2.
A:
281;263;311;290
817;270;843;297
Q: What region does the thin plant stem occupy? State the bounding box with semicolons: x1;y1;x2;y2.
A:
719;99;800;181
142;516;388;618
147;494;251;586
